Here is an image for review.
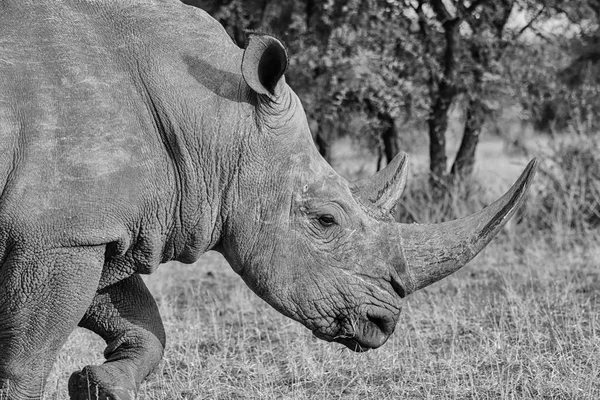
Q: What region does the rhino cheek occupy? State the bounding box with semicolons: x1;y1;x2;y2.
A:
285;260;401;344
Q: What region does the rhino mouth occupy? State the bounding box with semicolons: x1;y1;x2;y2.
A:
331;336;371;353
311;309;395;352
312;329;387;352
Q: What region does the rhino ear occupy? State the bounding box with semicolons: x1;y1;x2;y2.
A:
242;33;288;97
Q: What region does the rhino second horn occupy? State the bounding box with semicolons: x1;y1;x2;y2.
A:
351;152;409;214
397;158;538;295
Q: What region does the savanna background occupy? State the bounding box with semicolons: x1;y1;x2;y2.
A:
48;0;600;398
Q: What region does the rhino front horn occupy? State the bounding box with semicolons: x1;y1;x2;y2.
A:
397;159;538;295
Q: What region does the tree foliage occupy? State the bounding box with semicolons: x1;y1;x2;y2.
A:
183;0;600;188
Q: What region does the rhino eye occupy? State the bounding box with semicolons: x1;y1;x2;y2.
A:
318;214;336;227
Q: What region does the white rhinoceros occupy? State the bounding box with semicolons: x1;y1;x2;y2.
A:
0;1;537;399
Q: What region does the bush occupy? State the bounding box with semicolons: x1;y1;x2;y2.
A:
395;174;490;224
527;135;600;236
382;133;600;247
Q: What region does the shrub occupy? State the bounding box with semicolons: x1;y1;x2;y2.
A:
395;173;489;224
527;135;600;236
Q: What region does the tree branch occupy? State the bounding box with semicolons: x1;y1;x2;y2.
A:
466;0;490;14
553;5;590;28
305;0;314;32
456;0;491;22
495;0;516;39
528;26;555;45
415;1;431;43
430;0;454;24
513;4;546;41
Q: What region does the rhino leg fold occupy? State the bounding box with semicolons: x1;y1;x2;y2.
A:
68;274;165;400
0;246;104;400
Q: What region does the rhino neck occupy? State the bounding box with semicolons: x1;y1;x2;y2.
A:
134;47;256;264
112;2;267;264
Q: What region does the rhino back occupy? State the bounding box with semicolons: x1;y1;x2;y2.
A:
0;1;243;260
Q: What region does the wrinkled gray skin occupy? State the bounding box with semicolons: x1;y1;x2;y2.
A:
0;1;537;399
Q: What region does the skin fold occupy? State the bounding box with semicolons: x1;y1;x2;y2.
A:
0;1;537;399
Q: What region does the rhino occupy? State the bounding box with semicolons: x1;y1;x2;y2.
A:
0;1;537;399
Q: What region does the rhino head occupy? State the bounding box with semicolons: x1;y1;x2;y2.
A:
216;34;537;351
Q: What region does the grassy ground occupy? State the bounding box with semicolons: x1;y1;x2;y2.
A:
47;239;600;399
45;136;600;399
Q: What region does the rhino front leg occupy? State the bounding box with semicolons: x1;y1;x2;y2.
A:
68;273;165;400
0;246;105;400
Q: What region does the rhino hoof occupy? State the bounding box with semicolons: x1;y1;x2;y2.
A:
67;366;136;400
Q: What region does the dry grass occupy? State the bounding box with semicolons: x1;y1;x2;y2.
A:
43;135;600;399
46;239;600;399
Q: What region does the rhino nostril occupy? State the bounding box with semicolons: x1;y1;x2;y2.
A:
367;313;394;336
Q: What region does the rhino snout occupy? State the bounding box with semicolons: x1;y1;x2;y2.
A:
312;306;399;352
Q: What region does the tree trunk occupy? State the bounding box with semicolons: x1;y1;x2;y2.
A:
376;118;399;171
379;111;399;170
428;96;450;186
450;97;485;179
376;146;383;172
427;17;460;195
382;119;399;165
314;130;332;164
